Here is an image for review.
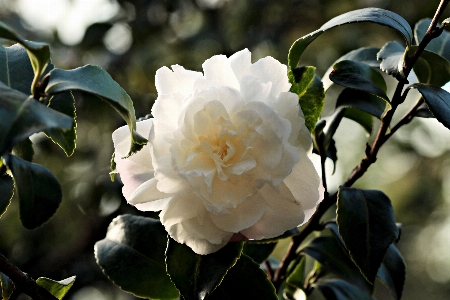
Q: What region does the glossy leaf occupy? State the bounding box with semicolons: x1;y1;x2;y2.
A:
336;88;391;119
36;276;76;300
314;279;374;300
415;18;450;61
330;60;388;102
46;66;147;156
5;154;62;229
288;67;325;132
166;238;243;300
45;91;77;156
377;41;407;81
0;43;34;94
0;174;13;217
0;21;50;93
208;255;277;300
0;272;14;300
288;8;412;69
409;83;450;129
337;186;399;284
94;215;179;300
243;242;277;264
12;138;34;162
376;244;405;300
343;107;374;135
0;82;73;155
300;236;372;292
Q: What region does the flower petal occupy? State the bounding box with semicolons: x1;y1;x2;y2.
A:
250;56;291;98
199;54;240;91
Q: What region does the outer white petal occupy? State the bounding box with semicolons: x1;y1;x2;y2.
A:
283;149;324;223
160;193;233;255
155;65;202;96
128;178;171;206
229;48;252;81
249;56;291;98
199;54;240;91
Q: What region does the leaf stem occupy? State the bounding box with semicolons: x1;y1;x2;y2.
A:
0;253;58;300
273;0;450;289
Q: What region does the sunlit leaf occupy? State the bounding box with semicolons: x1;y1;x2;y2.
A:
288;8;412;69
377;41;407;81
243;242;277;264
0;272;14;300
415;18;450;61
409;83;450;129
0;174;13;217
5;154;62;229
337;186;399;284
336;88;391;119
46;66;147;156
36;276;76;300
314;279;374;300
209;255;277;299
376;244;405;300
166;238;243;300
288;67;325;132
94;215;179;300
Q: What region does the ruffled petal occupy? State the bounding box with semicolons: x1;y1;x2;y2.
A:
229;48;252;81
199;55;240;91
249;56;291;98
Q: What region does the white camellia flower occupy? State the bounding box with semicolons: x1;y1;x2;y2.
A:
112;49;324;255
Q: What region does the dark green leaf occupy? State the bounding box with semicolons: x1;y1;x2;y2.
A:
336;88;391;119
343;108;374;134
337;186;399;284
314;279;374;300
36;276;76;300
94;215;179;300
0;21;50;93
288;8;412;69
300;236;372;292
166;238;243;300
330;60;388;102
45;91;77;156
46;66;147;156
5;154;62;229
286;256;307;289
0;174;13;217
376;244;405;300
0;43;34;94
0;272;14;300
415;18;450;61
409;83;450;129
288;67;325;132
0;82;73;155
12;138;34;162
323;109;345;148
243;242;277;264
377;41;407;81
413;48;450;86
209;255;277;300
414;101;434;118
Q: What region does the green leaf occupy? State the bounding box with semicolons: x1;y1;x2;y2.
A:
0;174;13;217
209;254;277;300
94;215;179;300
36;276;76;300
288;67;325;132
166;238;243;300
414;101;434;118
377;41;407;81
286;256;307;289
343;108;374;134
5;154;62;229
0;21;50;94
12;138;34;162
376;244;405;300
0;82;73;155
415;18;450;61
314;279;374;300
336;88;391;119
243;242;277;264
330;60;388;102
413;48;450;86
46;65;147;156
300;236;372;292
337;186;399;284
409;83;450;129
45;91;77;156
0;272;14;300
288;8;412;69
0;43;34;94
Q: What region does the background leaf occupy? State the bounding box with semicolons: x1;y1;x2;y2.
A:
337;186;399;284
376;244;406;300
166;238;243;300
0;272;14;300
314;279;374;300
414;18;450;61
243;242;277;264
12;138;34;162
0;174;13;217
288;8;412;69
412;48;450;86
5;154;62;229
94;215;179;300
36;276;76;300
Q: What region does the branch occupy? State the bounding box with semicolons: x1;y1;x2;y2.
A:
0;253;58;300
